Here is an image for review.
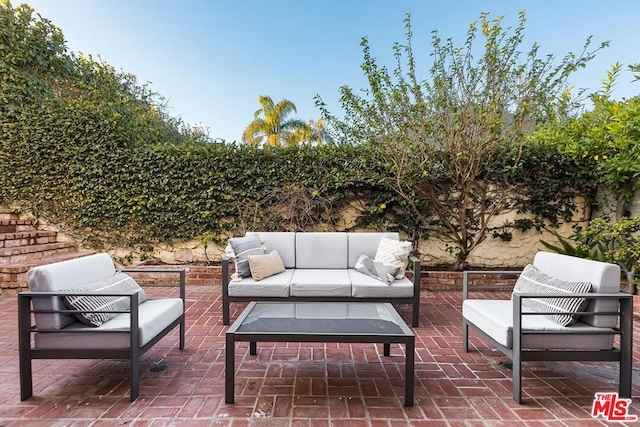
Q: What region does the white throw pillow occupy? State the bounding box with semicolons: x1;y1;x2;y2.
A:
374;236;412;279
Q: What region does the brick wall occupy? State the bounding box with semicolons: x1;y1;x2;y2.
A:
125;265;224;287
128;264;520;292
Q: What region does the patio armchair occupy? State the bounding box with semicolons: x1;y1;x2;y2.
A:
462;251;633;403
18;253;186;401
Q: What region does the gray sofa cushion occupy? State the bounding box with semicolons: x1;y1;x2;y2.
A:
62;272;149;327
27;253;117;330
34;298;184;349
290;269;351;296
228;269;293;297
246;232;296;268
512;264;592;327
295;232;348;269
229;235;264;278
462;299;615;350
347;232;399;268
349;270;414;298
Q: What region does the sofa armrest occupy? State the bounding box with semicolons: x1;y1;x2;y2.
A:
463;270;522;300
409;255;421;287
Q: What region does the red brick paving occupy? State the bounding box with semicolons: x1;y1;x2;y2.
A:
0;287;639;426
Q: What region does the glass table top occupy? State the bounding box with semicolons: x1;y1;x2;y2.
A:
233;302;412;336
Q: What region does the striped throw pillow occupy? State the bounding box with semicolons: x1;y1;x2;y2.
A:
228;235;265;278
62;272;148;327
512;264;593;326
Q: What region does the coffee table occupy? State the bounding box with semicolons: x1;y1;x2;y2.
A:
225;301;415;406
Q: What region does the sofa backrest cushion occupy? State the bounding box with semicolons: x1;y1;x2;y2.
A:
347;232;399;268
246;232;296;268
27;253;117;330
532;251;620;328
295;232;348;269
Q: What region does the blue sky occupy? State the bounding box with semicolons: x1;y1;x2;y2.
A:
23;0;640;143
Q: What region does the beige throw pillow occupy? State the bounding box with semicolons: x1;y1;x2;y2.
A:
248;250;286;281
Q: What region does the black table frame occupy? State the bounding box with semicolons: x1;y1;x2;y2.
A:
225;301;415;406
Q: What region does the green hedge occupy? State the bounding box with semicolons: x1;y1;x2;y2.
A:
0;104;389;247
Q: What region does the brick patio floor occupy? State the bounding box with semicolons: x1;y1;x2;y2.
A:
0;287;639;426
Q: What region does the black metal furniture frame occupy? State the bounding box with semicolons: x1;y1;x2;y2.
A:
18;268;186;402
222;255;422;327
462;271;633;403
225;302;416;406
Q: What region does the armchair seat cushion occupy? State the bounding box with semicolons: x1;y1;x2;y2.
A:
349;270;414;298
34;298;184;349
228;270;293;297
462;299;615;350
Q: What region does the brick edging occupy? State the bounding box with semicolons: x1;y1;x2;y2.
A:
127;264;518;292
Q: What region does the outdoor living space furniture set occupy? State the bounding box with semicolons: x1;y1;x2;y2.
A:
16;232;634;405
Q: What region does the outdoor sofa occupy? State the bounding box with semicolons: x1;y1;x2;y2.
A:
222;232;421;326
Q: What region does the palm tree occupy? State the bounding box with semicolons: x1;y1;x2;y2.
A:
242;96;307;147
306;117;333;146
285;118;334;146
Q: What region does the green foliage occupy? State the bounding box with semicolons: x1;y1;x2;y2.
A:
539;232;602;260
243;95;306;147
574;217;640;294
317;11;603;269
1;126;388;248
532;64;640;220
0;1;72;117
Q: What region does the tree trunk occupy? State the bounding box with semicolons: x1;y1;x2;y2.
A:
615;198;628;221
624;270;637;295
454;250;469;271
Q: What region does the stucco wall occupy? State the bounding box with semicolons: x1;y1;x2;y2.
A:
37;188;639;268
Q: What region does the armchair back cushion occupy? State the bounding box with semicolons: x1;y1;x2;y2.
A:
27;253;117;330
532;251;620;328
